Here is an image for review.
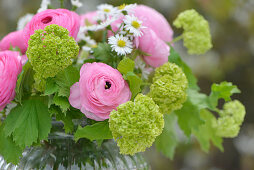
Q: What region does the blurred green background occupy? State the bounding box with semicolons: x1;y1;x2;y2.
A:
1;0;254;169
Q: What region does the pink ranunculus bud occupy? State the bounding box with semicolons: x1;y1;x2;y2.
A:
132;5;173;67
23;9;80;47
138;28;170;68
69;62;131;121
133;5;173;42
0;30;27;54
0;51;22;111
80;11;98;26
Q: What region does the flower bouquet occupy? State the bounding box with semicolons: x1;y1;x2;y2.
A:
0;0;246;169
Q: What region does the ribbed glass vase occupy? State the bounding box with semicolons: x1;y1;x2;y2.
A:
0;121;150;170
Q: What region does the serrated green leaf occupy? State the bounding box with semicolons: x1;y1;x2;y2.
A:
155;113;179;159
117;57;135;75
44;78;59;95
4;99;51;147
74;121;112;141
193;109;223;152
53;94;70;113
55;107;74;134
125;72;142;100
92;43;115;63
0;125;23;165
55;65;80;97
174;89;205;137
208;81;241;109
188;89;209;110
168;47;199;90
15;62;35;103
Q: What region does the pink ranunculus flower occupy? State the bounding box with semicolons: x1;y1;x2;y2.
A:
69;62;131;121
133;5;173;42
80;11;98;26
109;5;173;67
138;28;170;68
23;9;80;46
0;51;22;111
133;5;173;67
21;55;28;66
0;30;27;54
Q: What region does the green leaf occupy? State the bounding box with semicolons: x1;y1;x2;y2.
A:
92;43;115;63
188;89;209;110
53;94;70;113
55;65;80;97
168;47;199;90
55;107;74;134
0;125;23;165
15;62;35;103
174;89;206;137
193;109;223;152
117;57;135;75
44;78;59;95
125;72;142;100
208;81;241;109
4;99;52;147
155;113;179;159
74;121;113;141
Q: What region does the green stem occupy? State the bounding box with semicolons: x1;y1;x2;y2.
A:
168;35;183;45
115;23;124;35
59;0;64;8
141;82;151;86
102;30;107;43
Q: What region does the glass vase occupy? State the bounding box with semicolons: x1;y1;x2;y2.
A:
0;121;149;170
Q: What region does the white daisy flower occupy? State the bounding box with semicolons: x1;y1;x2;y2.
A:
108;34;133;55
71;0;83;8
17;13;34;30
37;0;51;13
82;46;92;52
123;15;146;37
97;4;117;16
117;3;137;14
78;32;96;44
84;17;117;32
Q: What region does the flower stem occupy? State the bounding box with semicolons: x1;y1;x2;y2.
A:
169;34;183;44
59;0;64;8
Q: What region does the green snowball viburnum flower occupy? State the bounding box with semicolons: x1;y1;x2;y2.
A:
173;9;212;55
148;62;188;114
216;100;246;138
26;24;79;91
109;94;164;155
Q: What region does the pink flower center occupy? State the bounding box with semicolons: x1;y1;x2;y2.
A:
41;16;53;24
105;81;111;89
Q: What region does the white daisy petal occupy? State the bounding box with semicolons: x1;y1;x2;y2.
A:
123;15;146;37
71;0;83;8
37;0;51;13
97;4;117;17
108;34;133;55
17;13;34;30
117;3;137;14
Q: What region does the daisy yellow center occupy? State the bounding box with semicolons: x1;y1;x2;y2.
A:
117;40;126;47
118;4;126;10
131;21;140;29
104;8;110;13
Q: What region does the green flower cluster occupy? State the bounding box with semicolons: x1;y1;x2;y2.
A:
26;24;79;91
216;100;246;138
109;94;164;155
173;9;212;55
148;62;188;114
